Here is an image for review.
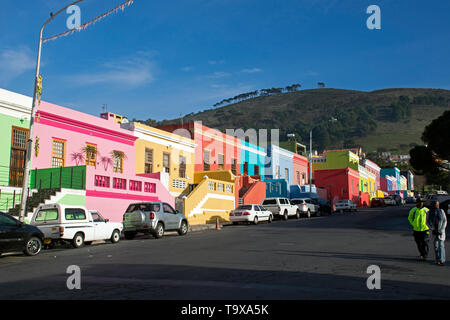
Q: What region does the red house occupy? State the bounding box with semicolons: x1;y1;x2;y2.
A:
157;121;241;175
313;168;359;205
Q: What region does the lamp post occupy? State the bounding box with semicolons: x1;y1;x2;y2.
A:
19;0;86;222
18;0;133;221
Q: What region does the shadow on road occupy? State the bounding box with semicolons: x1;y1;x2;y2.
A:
0;262;449;300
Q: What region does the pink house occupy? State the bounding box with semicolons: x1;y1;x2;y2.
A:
31;101;173;222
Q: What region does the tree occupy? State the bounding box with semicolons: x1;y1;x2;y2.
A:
422;110;450;161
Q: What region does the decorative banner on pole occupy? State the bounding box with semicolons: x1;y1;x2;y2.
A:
43;0;134;43
37;75;43;105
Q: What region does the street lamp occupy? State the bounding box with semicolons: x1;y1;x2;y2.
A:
18;0;134;222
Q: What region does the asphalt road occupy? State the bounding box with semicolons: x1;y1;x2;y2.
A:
0;205;449;300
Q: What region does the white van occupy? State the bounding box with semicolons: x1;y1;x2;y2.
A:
30;203;123;248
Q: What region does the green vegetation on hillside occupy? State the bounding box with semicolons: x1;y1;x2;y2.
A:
135;88;450;154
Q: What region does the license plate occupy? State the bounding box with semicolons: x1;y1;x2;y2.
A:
44;239;52;245
51;227;57;231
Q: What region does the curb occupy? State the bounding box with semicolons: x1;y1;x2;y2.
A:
189;223;231;233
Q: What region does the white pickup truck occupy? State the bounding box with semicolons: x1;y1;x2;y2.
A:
261;197;300;220
30;204;123;248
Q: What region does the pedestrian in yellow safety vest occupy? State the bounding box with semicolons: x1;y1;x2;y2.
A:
408;198;430;261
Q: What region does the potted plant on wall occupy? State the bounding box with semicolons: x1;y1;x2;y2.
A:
82;145;99;167
110;150;127;173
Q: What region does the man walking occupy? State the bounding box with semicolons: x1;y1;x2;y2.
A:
408;198;430;261
427;201;447;265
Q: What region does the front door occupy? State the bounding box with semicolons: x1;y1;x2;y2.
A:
9;127;29;187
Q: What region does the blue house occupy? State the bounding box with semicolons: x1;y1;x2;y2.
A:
381;167;401;191
264;145;294;197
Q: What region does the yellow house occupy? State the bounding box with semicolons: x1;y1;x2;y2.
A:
123;122;196;197
182;170;236;225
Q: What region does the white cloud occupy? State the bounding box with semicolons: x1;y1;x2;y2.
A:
0;47;35;85
241;68;262;73
181;66;194;72
205;71;231;79
67;54;155;87
208;60;225;65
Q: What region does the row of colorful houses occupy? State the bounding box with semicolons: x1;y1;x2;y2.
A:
0;88;414;225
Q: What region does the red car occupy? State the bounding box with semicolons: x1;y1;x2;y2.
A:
371;198;386;207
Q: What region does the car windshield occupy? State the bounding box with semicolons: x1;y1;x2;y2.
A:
262;199;276;205
237;205;253;210
290;200;304;204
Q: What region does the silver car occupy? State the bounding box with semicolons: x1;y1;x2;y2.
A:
122;202;188;239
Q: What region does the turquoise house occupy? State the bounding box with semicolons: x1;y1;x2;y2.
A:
240;140;266;179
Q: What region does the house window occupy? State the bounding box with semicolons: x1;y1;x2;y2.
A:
129;180;142;192
296;171;300;184
94;175;110;188
112;151;124;173
285;168;289;183
144;182;156;193
12;127;27;149
145;148;153;173
113;178;127;190
208;181;215;190
218;154;224;169
179;156;186;178
244;162;249;175
231;158;237;175
85;144;97;167
226;184;233;193
254;165;259;176
51;139;65;168
163;153;170;173
275;166;280;179
217;183;224;192
203;150;210;171
302;173;306;184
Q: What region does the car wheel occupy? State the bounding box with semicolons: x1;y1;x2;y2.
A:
283;210;288;221
124;231;136;240
110;229;121;243
178;221;188;236
72;233;84;248
23;237;42;256
295;210;300;219
307;210;311;218
268;215;273;223
154;223;164;239
253;216;259;225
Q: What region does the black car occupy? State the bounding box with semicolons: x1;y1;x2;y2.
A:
0;212;44;256
312;198;332;215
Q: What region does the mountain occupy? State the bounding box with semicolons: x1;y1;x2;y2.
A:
137;88;450;154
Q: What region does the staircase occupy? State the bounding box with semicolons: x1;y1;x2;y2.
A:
8;188;61;217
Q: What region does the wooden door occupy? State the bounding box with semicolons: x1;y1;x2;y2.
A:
9;127;29;187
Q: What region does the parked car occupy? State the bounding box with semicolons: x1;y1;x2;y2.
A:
229;204;273;225
312;197;332;215
383;197;397;206
261;198;300;220
123;202;188;239
30;204;123;248
0;212;44;256
425;194;450;208
335;200;357;212
405;196;416;204
370;198;386;207
290;198;318;218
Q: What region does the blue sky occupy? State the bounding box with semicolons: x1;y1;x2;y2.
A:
1;0;449;121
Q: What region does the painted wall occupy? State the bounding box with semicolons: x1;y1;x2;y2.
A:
0;88;32;188
157;122;241;175
240;140;265;179
312;150;359;172
126;122;196;197
381;168;401;190
264;145;293;187
314;168;360;204
31;101;174;222
292;154;309;185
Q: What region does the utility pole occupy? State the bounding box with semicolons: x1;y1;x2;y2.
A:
18;0;134;222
